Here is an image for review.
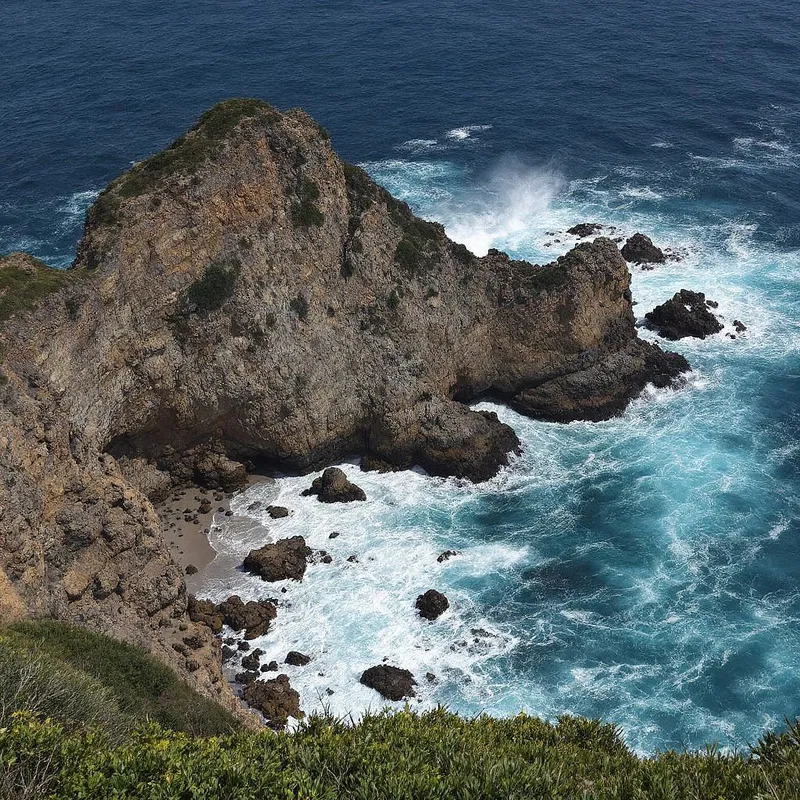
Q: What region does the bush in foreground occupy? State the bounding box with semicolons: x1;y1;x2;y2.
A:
2;708;800;799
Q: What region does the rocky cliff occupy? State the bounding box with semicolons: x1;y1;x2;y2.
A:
0;99;688;701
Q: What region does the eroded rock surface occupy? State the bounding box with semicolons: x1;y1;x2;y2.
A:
621;233;666;264
241;674;303;728
302;467;366;503
243;537;312;582
416;589;450;620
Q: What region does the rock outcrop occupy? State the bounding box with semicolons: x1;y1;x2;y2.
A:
360;665;417;701
621;233;665;264
243;537;312;582
302;467;366;503
567;222;602;238
0;98;690;710
415;589;450;620
645;290;723;340
241;674;303;728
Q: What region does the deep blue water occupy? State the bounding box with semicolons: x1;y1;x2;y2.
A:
3;0;800;753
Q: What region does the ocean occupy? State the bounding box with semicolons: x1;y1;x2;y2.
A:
3;0;799;753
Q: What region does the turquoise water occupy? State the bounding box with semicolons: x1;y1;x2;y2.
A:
3;0;799;754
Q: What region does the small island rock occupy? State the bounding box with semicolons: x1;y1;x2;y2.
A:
243;536;312;581
621;233;666;264
360;665;417;701
415;589;450;620
645;289;723;340
302;467;366;503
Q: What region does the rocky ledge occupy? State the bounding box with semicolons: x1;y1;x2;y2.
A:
0;98;690;709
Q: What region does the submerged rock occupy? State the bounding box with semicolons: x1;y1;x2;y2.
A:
621;233;666;264
415;589;450;620
302;467;366;503
267;505;290;518
243;537;312;582
645;289;723;340
242;674;303;728
360;665;417;701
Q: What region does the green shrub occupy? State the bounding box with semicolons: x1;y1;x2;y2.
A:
2;621;239;737
387;288;401;310
181;258;241;314
394;217;441;275
292;179;324;227
0;255;69;325
2;708;800;800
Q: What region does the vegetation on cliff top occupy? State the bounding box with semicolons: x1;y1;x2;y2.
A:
0;254;69;325
87;98;277;228
0;621;239;739
3;706;800;799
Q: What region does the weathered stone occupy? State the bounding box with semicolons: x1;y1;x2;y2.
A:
645;290;723;340
243;537;312;582
415;589;450;620
360;665;417;701
285;650;311;666
302;468;366;503
242;674;303;728
621;233;666;264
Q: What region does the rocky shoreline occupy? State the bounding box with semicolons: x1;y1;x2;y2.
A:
0;99;698;719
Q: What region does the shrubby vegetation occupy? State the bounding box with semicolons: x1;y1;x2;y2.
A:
0;621;239;740
0;255;69;325
179;258;241;315
292;178;324;227
2;622;799;798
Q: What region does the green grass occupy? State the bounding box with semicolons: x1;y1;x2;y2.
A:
2;707;800;799
1;621;239;738
0;254;69;325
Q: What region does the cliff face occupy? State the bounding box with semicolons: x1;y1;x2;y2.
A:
0;99;688;698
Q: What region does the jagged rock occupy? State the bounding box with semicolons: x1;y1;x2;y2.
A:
187;596;223;633
242;674;303;728
241;648;264;670
645;290;723;340
221;645;237;662
235;670;259;684
621;233;666;264
243;537;312;581
261;660;279;672
437;550;458;563
360;665;417;701
285;651;311;666
267;505;290;518
415;589;450;620
216;595;277;639
734;319;747;333
302;468;366;503
567;222;603;238
185;564;198;575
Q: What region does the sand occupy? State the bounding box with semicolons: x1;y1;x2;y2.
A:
157;473;274;591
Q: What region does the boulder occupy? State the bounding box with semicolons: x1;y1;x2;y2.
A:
242;674;303;728
285;651;311;666
621;233;665;264
187;595;223;633
360;665;417;701
733;319;747;333
267;505;290;518
302;467;366;503
567;222;603;238
243;536;312;581
415;589;450;620
193;451;248;492
216;595;277;639
645;289;723;340
437;550;458;563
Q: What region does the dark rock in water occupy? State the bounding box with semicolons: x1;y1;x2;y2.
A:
360;665;417;701
415;589;450;620
267;505;290;518
621;233;666;264
706;299;719;309
261;661;279;672
512;341;690;422
241;648;264;671
242;674;303;728
235;670;259;684
302;467;366;503
221;645;237;662
734;319;747;333
237;641;250;652
567;222;603;238
243;536;312;582
645;289;723;340
328;531;340;539
285;650;311;666
247;500;263;512
216;595;277;639
437;550;458;563
346;554;359;563
426;672;438;683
